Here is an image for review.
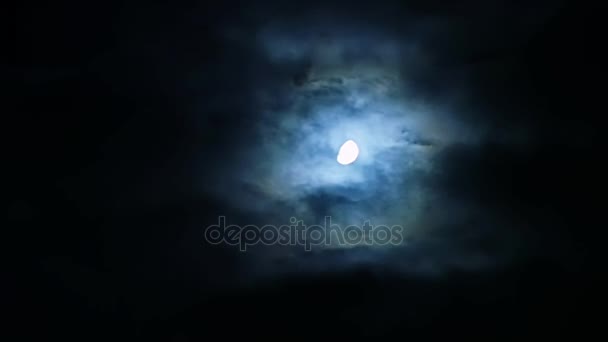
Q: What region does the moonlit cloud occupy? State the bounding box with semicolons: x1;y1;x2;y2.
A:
193;9;563;278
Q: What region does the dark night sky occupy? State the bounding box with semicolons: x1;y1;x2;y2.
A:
9;0;603;339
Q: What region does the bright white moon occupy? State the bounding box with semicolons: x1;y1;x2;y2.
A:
337;140;359;165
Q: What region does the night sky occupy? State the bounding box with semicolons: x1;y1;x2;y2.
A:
10;0;603;339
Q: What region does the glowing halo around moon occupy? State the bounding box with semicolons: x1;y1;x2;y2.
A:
336;140;359;165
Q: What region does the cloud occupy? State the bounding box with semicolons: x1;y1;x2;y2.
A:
185;2;571;278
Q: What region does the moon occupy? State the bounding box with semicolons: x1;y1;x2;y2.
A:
337;140;359;165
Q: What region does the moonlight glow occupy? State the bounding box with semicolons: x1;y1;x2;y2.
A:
337;140;359;165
